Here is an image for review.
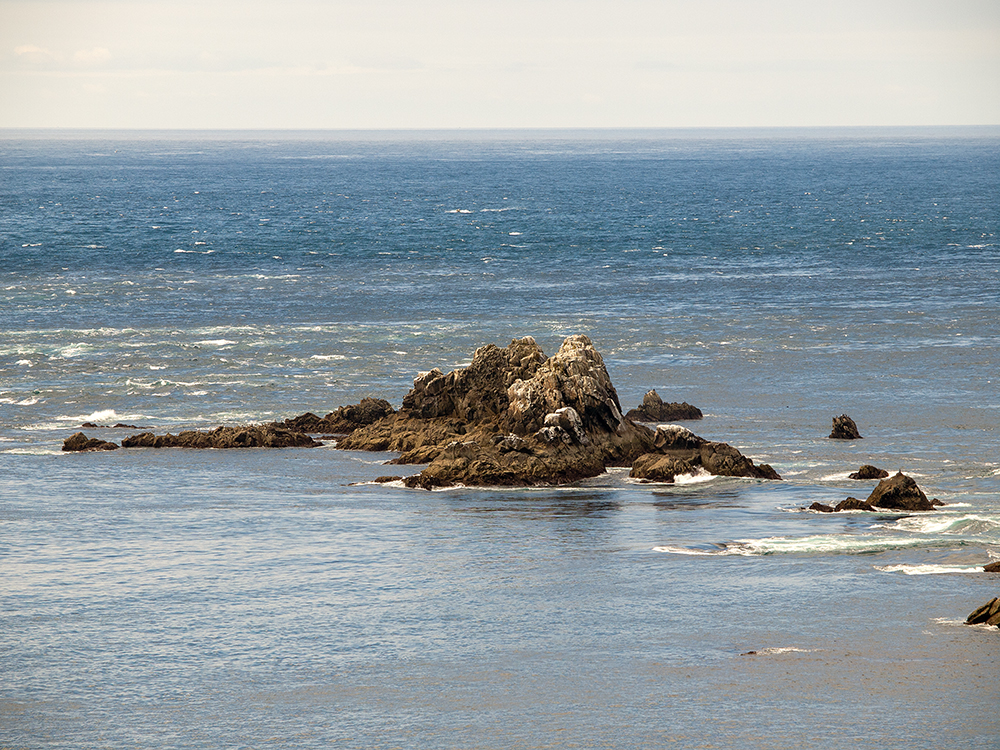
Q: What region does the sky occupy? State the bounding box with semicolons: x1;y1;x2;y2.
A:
1;0;999;129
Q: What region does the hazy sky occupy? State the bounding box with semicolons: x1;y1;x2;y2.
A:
2;0;998;129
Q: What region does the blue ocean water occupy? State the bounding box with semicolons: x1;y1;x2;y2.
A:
1;128;999;748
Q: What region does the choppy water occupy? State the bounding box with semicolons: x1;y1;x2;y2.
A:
2;128;999;748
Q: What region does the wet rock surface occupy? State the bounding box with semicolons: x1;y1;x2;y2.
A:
625;390;703;422
829;414;862;440
62;432;119;452
966;597;1000;627
121;425;321;449
806;472;941;512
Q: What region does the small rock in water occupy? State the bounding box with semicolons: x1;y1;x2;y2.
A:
829;414;862;440
965;597;1000;627
848;464;889;480
984;561;1000;573
62;432;119;452
625;390;703;422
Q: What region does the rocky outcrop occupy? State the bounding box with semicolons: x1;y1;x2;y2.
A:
808;472;942;512
63;432;119;452
630;425;781;483
829;414;862;439
341;336;653;488
277;397;395;435
966;597;1000;628
849;464;889;480
866;471;941;511
625;390;702;422
121;425;321;449
984;561;1000;573
340;336;779;489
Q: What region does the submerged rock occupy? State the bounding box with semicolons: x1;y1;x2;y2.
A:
625;390;703;422
62;432;119;452
829;414;862;440
340;335;779;489
966;597;1000;627
849;464;889;480
121;424;321;449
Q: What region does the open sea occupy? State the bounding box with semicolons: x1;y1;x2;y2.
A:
1;127;999;749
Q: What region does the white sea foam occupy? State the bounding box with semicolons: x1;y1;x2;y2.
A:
744;647;815;656
78;408;121;424
656;533;943;557
194;339;236;347
17;398;39;406
2;447;63;455
873;514;1000;536
674;468;715;485
309;354;347;361
446;209;473;214
875;564;984;575
16;360;32;366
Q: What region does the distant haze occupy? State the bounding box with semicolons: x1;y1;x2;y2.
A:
2;0;998;129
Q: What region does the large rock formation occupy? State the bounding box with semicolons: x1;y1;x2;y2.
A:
121;424;320;449
966;597;1000;628
277;397;395;435
829;414;862;440
625;390;703;422
339;335;779;489
63;432;119;452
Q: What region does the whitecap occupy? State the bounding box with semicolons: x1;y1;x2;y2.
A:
17;398;39;406
508;231;522;236
875;564;985;575
674;468;715;485
446;209;473;214
744;647;815;656
2;447;63;456
77;408;120;424
194;339;236;347
16;359;32;366
309;354;347;361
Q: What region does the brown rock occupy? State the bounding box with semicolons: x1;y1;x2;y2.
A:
984;561;1000;573
809;502;835;512
629;454;699;483
625;390;703;422
865;472;938;512
834;497;876;512
278;397;395;434
829;414;862;440
62;432;119;452
966;597;1000;627
121;424;320;449
340;335;779;489
848;464;889;480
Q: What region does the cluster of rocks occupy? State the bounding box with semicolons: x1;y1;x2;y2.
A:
64;424;321;452
966;597;1000;628
337;335;777;489
625;390;702;422
809;471;944;513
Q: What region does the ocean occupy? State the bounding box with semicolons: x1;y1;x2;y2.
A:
1;127;998;748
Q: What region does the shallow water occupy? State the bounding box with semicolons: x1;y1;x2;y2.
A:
1;128;999;748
